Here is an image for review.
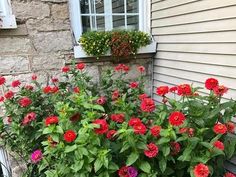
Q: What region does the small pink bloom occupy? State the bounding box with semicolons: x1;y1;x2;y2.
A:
31;150;43;164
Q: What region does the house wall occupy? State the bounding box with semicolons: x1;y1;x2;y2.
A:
151;0;236;173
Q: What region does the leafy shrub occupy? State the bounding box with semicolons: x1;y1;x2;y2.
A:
0;63;236;177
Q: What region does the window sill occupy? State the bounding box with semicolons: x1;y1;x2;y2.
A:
73;40;157;59
0;15;17;29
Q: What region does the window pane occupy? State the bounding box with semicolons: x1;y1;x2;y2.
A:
113;15;125;29
127;15;139;30
127;0;138;13
82;16;91;32
94;0;104;13
97;16;105;31
112;0;124;13
80;0;90;14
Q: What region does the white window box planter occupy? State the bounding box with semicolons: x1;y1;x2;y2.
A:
74;41;157;59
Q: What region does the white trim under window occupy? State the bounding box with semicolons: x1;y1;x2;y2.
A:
0;0;17;29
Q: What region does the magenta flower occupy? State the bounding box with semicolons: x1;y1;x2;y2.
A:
128;166;138;177
31;150;43;164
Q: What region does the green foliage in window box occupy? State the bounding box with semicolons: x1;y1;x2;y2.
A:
79;30;151;58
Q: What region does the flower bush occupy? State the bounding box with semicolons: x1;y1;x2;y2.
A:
0;63;236;177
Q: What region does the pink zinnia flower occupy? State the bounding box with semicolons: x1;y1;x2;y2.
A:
31;150;43;164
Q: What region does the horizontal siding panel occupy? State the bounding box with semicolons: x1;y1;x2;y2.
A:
152;0;236;19
153;66;236;90
157;52;236;67
154;31;236;43
152;18;236;35
152;5;236;27
156;43;236;55
224;161;236;174
152;0;198;11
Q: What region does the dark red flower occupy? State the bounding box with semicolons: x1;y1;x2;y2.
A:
213;140;224;150
76;62;85;70
226;122;235;133
51;86;59;93
25;85;34;90
144;143;158;158
193;163;210;177
129;82;139;89
156;86;169;96
43;86;52;94
73;87;80;93
0;76;6;85
114;64;129;73
179;127;188;134
96;96;106;105
138;93;148;100
128;118;142;127
11;80;21;87
177;84;192;96
4;91;14;99
213;85;228;96
170;142;181;155
0;96;4;102
224;172;236;177
64;130;77;143
137;66;145;73
106;130;117;140
70;113;80;122
112;90;120;100
150;125;161;137
93;119;108;134
62;66;70;73
19;97;32;107
133;123;147;135
140;98;155;112
118;166;129;177
213;124;227;134
111;113;125;123
45;116;59;126
205;78;218;90
170;86;178;93
7;117;12;124
31;74;37;81
51;77;59;83
22;112;36;126
169;112;186;126
188;128;195;137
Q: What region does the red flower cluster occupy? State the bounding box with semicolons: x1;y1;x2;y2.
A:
73;87;80;93
64;130;77;143
170;86;177;93
226;122;235;133
213;123;227;134
112;90;120;100
144;143;159;158
177;84;192;96
45;116;59;126
170;142;181;155
4;90;14;99
224;172;236;177
168;112;186;126
43;86;59;94
128;118;146;135
140;98;155;112
106;130;117;140
114;64;130;72
96;96;106;105
193;163;209;177
0;76;6;85
138;93;148;100
11;80;21;88
213;140;224;150
19;97;32;107
0;96;4;102
22;112;36;126
118;166;128;177
213;85;228;96
93;119;108;134
137;66;145;73
156;86;169;96
62;66;70;73
129;82;139;89
205;78;218;90
76;63;85;70
31;74;37;81
150;125;161;137
111;113;125;123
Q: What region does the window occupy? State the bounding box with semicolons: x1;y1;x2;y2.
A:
0;0;17;29
69;0;150;43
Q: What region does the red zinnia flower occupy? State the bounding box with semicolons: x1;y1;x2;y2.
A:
69;113;80;122
170;86;178;93
19;97;32;107
129;82;139;89
226;122;235;133
193;163;210;177
213;85;228;96
64;130;77;143
110;113;125;123
31;74;37;81
170;142;181;155
45;116;59;126
11;80;21;87
224;172;236;177
188;128;195;137
106;130;117;140
213;124;227;134
76;62;85;70
93;119;108;134
179;127;188;134
22;112;36;126
112;90;120;100
96;96;106;105
140;98;155;112
43;86;52;94
51;77;59;83
0;96;4;102
118;166;129;177
51;86;59;93
156;86;169;96
138;93;148;100
62;66;70;73
150;125;162;137
169;112;186;126
205;78;218;90
123;65;130;72
128;117;142;127
0;76;6;85
4;91;14;99
213;140;224;150
25;85;34;90
133;123;147;135
73;87;80;93
144;143;158;158
177;84;192;96
137;65;145;73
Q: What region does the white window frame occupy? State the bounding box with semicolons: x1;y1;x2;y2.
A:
69;0;155;58
0;0;17;29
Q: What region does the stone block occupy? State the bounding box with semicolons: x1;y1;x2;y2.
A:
32;31;73;53
85;65;100;83
51;4;69;20
0;56;30;74
0;38;32;53
41;0;68;2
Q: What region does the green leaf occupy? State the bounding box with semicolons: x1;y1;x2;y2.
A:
94;158;103;172
157;137;170;145
108;162;119;172
92;105;105;112
162;146;170;157
126;152;139;166
65;145;77;153
159;157;167;173
55;126;64;134
139;161;151;173
43;127;52;134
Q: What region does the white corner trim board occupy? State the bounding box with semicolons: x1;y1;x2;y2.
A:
74;41;157;59
0;147;11;177
0;0;17;29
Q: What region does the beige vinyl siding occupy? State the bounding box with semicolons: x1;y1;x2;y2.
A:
151;0;236;173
